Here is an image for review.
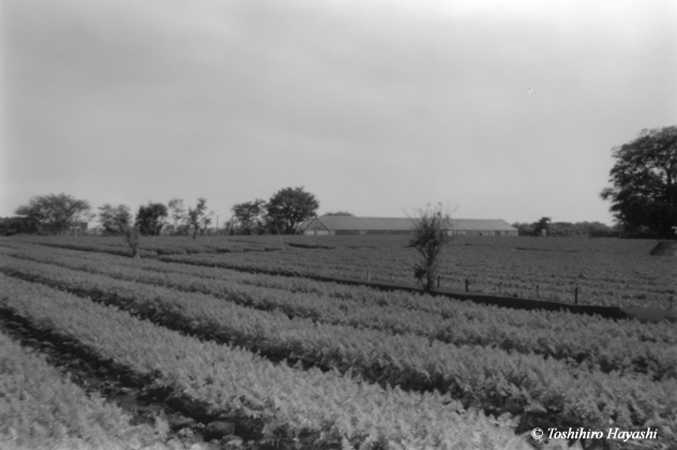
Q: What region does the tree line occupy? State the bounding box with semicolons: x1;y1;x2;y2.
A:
511;217;618;238
227;187;321;235
2;125;675;238
0;187;321;237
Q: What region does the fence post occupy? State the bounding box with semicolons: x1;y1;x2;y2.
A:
574;287;578;305
367;271;371;281
465;279;469;292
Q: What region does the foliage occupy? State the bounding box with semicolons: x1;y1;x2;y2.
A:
5;234;277;257
601;126;677;239
549;221;610;237
148;235;674;309
266;187;319;234
408;204;452;290
122;225;141;258
0;328;163;448
187;198;213;239
15;193;92;235
230;199;267;235
1;272;531;449
511;222;534;237
3;253;676;442
533;216;551;236
0;216;39;235
167;198;189;235
98;204;132;234
13;243;676;380
135;202;168;236
512;220;615;237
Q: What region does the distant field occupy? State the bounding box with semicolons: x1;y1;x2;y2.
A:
1;235;676;449
7;234;676;309
144;234;674;309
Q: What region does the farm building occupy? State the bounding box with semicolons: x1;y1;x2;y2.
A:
300;216;518;236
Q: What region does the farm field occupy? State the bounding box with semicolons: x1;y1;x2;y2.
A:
1;235;676;449
6;234;279;258
147;234;675;309
0;326;168;450
10;234;677;310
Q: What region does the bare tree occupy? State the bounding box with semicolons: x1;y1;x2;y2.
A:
167;198;189;235
122;225;141;258
408;203;452;291
187;198;213;239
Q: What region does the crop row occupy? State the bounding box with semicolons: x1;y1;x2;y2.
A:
153;238;676;308
0;273;530;450
2;242;630;332
0;328;165;450
4;245;677;380
5;234;674;308
5;235;279;257
2;256;676;438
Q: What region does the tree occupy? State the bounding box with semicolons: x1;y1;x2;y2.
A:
513;219;614;238
122;225;141;258
323;211;354;217
230;199;267;235
533;217;551;237
511;222;535;236
548;221;575;237
187;198;213;239
98;204;132;234
579;221;616;238
266;187;319;234
601;126;677;239
135;202;168;236
15;193;92;235
0;216;39;235
167;198;189;235
408;204;452;291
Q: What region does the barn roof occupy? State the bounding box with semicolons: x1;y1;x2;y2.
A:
303;217;516;231
448;219;516;231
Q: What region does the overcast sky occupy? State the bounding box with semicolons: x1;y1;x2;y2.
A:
1;0;676;225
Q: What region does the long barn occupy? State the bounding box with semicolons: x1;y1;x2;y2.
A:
300;217;518;236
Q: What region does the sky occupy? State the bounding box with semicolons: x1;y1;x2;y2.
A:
1;0;676;226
